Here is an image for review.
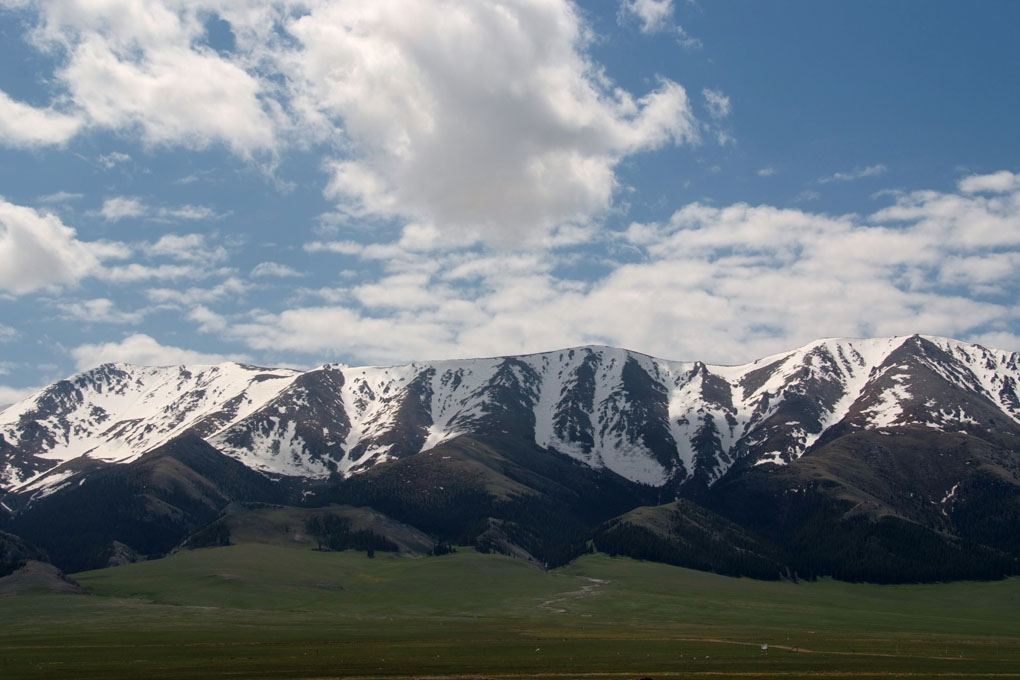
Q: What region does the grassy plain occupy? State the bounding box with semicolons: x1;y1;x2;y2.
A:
2;543;1019;679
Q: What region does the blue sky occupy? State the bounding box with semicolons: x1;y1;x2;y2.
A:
1;0;1018;403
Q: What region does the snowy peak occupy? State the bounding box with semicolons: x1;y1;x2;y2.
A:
0;362;301;487
845;336;1020;436
2;335;1019;493
211;365;351;478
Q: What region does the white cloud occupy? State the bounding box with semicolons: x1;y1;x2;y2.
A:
818;164;887;184
0;324;16;342
145;233;228;263
702;88;731;119
157;205;222;222
221;172;1020;365
0;198;106;294
304;240;364;256
100;196;146;221
970;331;1020;354
621;0;674;34
757;167;776;178
99;196;222;222
70;333;243;370
286;1;698;243
10;0;701;242
145;277;251;305
187;305;228;333
353;273;440;310
958;170;1020;194
230;306;456;364
29;1;276;155
98;151;132;169
250;261;304;278
0;89;83;147
37;191;84;204
58;298;145;324
0;384;41;409
676;25;702;51
98;263;212;283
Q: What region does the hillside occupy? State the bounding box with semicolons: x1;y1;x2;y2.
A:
1;334;1018;581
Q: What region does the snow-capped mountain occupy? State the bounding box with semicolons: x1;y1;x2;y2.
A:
3;335;1019;496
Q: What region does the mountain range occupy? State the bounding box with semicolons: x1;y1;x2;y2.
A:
1;334;1018;582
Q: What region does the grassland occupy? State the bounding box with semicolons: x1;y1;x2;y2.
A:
2;543;1019;679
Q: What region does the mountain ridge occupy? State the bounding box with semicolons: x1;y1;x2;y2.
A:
2;333;1019;580
3;334;1019;498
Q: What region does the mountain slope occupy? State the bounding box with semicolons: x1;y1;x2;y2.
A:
0;362;300;488
4;335;1018;497
0;335;1018;581
321;433;658;567
705;425;1020;581
7;433;292;572
592;498;786;579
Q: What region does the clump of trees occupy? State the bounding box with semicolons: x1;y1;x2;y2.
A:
186;522;231;549
305;515;398;555
430;541;456;556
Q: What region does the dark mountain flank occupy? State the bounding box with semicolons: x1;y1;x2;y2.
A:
8;434;293;572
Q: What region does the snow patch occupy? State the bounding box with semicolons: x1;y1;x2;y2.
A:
754;451;787;467
940;482;960;516
862;374;911;427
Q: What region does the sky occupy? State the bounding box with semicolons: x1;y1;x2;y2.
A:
0;0;1018;403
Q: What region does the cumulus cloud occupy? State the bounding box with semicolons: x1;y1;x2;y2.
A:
0;89;83;147
294;1;699;242
0;198;109;294
818;164;887;184
675;25;702;51
6;1;703;243
221;171;1020;365
702;88;731;119
23;0;276;155
304;240;364;256
98;151;132;169
145;277;251;306
99;196;222;222
250;261;304;278
145;233;228;263
70;333;243;370
958;170;1020;194
0;384;41;409
99;196;146;221
58;298;145;324
76;231;229;284
158;205;223;222
98;263;216;283
620;0;674;34
187;305;228;333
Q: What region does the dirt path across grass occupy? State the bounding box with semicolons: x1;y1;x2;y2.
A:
538;577;609;613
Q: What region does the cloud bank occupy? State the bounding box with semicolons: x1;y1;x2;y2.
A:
4;0;700;243
212;170;1020;365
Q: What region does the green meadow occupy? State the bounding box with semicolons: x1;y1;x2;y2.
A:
2;544;1019;679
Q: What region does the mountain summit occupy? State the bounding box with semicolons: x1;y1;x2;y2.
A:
3;335;1018;496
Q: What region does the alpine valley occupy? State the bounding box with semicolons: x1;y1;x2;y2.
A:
2;334;1019;582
